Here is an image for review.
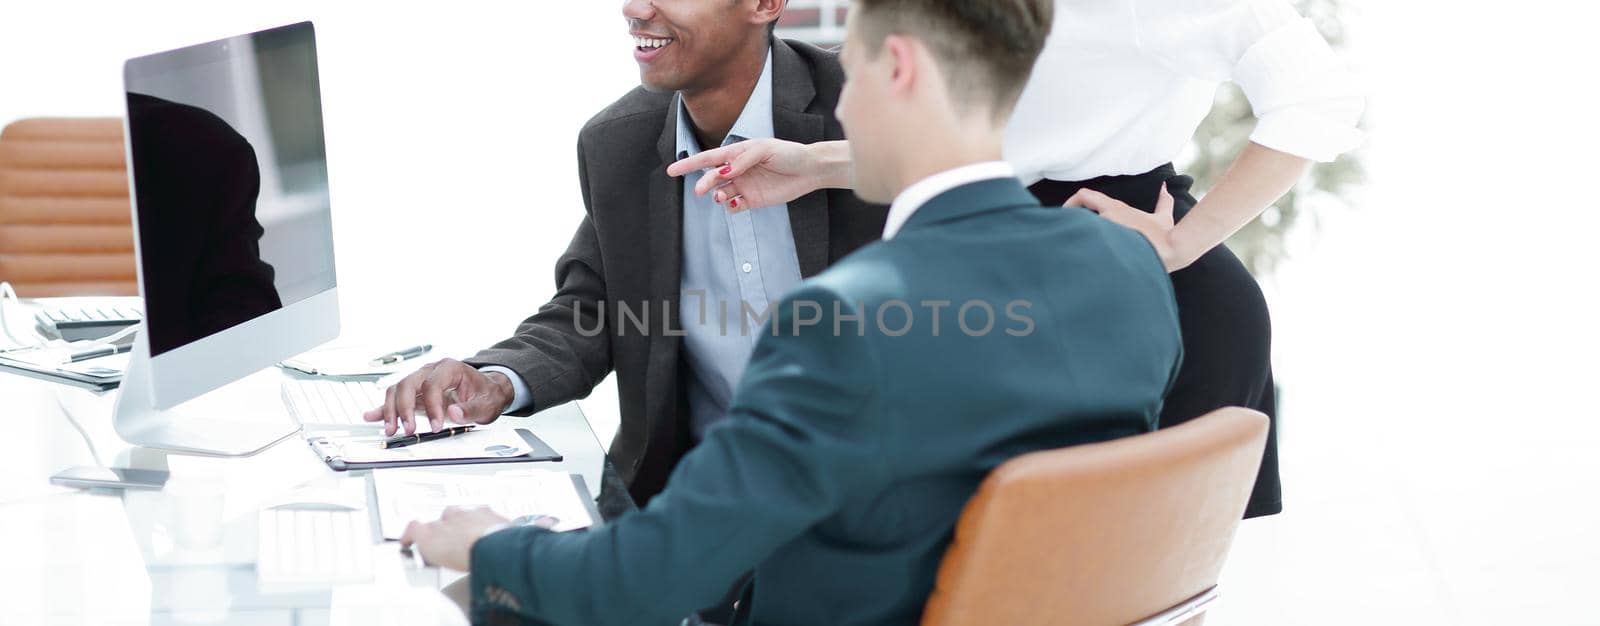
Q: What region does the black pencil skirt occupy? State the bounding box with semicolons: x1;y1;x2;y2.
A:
1030;164;1282;518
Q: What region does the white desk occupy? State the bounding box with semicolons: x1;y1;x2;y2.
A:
0;359;616;626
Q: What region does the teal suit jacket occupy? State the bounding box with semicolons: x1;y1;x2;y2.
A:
470;177;1183;625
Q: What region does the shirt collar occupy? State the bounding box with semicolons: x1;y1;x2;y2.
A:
883;161;1017;239
676;47;776;159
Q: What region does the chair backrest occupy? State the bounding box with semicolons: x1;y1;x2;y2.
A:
922;407;1270;626
0;118;137;297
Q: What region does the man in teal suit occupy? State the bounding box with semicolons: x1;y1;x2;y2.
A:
400;0;1181;623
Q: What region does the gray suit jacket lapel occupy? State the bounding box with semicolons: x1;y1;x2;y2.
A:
652;97;683;307
643;97;684;443
771;39;830;279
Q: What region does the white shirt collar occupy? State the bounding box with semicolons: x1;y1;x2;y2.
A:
676;48;776;157
882;161;1017;239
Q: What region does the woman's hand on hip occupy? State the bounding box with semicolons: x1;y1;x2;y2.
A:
1066;183;1189;272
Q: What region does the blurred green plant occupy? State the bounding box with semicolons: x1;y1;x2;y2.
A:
1183;0;1366;277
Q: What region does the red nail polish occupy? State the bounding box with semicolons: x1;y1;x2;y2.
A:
729;198;738;209
719;166;732;176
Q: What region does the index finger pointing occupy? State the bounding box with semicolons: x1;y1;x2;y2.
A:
695;167;736;197
400;520;421;549
667;143;743;177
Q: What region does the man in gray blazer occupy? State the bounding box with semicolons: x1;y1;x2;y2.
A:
364;0;887;508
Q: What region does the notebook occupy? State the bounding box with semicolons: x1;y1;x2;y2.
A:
307;427;562;471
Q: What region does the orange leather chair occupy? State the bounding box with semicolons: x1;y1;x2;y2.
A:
0;118;137;297
922;407;1270;626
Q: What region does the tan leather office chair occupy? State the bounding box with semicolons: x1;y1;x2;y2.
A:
922;407;1270;626
0;118;137;297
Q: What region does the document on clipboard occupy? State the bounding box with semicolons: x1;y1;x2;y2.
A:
372;468;598;540
306;427;562;471
0;345;124;391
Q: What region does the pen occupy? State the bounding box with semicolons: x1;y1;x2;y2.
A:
401;544;427;568
511;514;561;529
382;424;474;449
68;343;132;363
369;344;433;366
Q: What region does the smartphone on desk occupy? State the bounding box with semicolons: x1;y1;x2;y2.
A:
50;466;170;490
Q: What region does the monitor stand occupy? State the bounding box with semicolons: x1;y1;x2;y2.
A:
113;336;300;458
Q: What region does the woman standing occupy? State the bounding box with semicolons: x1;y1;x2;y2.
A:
669;0;1364;518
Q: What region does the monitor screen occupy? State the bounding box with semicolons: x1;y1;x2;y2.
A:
124;22;335;357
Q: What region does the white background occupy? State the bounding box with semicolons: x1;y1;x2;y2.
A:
2;1;1599;624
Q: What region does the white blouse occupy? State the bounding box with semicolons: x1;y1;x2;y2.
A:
1004;0;1366;184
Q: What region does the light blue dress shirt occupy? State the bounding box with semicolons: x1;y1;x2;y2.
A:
485;49;803;441
676;49;804;439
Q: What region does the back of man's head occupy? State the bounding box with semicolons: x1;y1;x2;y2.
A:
835;0;1052;203
852;0;1053;121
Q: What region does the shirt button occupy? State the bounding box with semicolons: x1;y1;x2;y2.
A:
742;262;753;273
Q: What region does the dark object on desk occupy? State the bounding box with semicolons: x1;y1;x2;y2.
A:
35;304;142;342
50;466;170;491
383;424;474;449
509;514;561;529
309;428;562;472
68;342;132;363
369;344;432;367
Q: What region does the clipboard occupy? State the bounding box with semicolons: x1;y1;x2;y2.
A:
307;428;563;471
0;355;120;391
567;473;604;527
371;468;603;540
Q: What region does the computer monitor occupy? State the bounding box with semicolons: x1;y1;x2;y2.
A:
114;21;338;456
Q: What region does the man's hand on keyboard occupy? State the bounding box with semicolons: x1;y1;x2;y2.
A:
363;358;515;436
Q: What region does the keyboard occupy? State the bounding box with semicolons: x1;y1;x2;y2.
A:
256;506;374;586
281;379;385;428
33;300;143;342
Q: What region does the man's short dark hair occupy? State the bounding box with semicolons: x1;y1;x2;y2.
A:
853;0;1053;120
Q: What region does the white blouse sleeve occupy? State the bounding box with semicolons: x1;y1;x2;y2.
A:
1133;0;1366;162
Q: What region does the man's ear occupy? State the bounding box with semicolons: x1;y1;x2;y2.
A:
753;0;786;30
883;35;918;97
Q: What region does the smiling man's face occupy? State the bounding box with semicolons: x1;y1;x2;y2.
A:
622;0;764;93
